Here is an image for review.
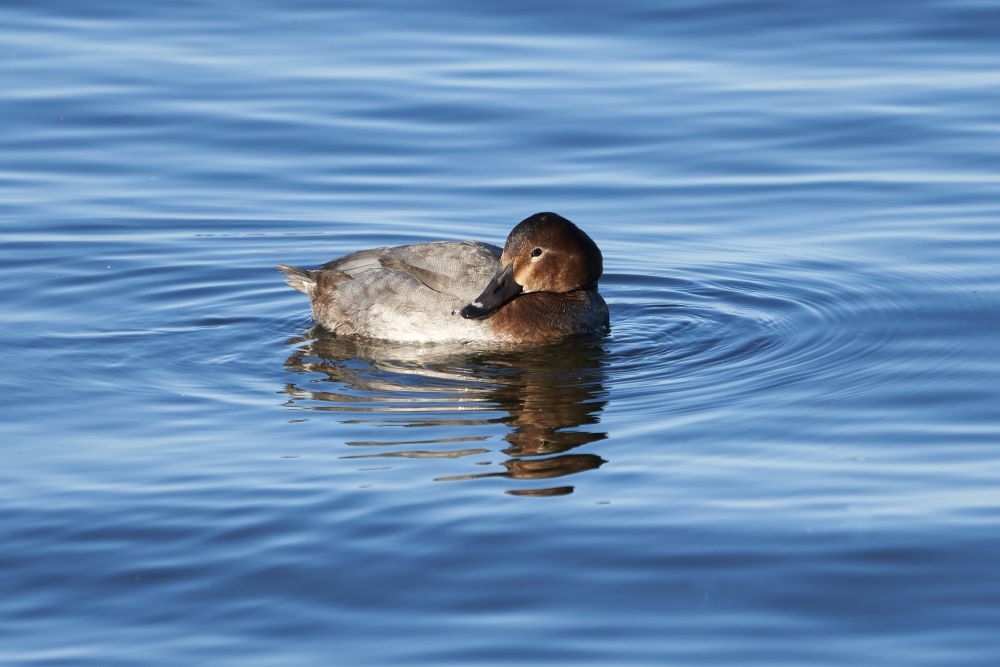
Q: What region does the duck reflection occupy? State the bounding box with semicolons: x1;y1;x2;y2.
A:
282;327;609;495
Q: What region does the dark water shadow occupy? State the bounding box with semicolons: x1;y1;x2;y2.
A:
282;327;610;496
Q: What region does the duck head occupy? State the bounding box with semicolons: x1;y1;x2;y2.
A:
460;212;603;319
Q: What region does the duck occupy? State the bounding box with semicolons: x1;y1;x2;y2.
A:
277;212;609;344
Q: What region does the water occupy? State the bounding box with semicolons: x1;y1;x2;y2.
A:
2;1;1000;664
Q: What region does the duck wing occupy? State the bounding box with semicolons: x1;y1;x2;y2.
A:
323;241;500;302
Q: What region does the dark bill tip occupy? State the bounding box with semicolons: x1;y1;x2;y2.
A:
459;302;489;319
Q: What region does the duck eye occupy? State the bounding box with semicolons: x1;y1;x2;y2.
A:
530;247;543;258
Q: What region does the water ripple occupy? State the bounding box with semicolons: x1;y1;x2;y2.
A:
603;257;918;416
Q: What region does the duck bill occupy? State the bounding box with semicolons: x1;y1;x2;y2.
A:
460;263;523;319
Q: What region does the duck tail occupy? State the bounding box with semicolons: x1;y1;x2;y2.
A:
277;263;315;294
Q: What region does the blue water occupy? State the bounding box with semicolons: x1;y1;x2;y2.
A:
3;1;1000;664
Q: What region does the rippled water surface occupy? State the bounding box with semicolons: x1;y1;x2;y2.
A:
3;1;1000;665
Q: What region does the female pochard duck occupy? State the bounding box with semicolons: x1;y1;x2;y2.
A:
278;212;609;344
